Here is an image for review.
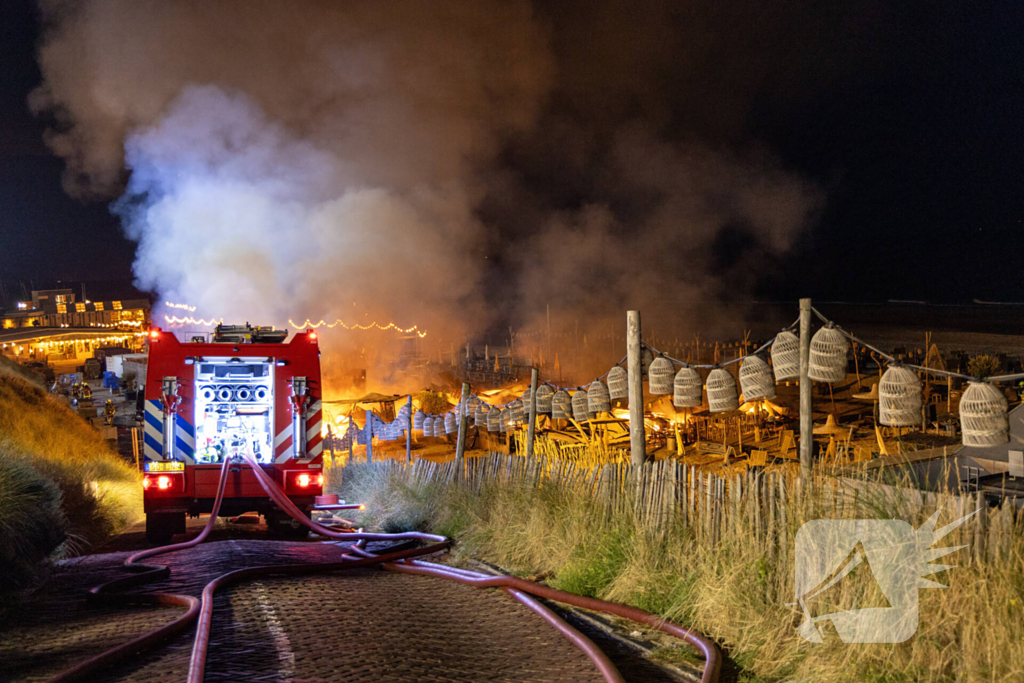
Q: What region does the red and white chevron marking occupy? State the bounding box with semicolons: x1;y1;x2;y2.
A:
275;400;322;463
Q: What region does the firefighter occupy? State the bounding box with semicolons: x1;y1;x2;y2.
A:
81;383;92;401
104;399;116;426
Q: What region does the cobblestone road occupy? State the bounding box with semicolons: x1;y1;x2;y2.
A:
1;521;688;683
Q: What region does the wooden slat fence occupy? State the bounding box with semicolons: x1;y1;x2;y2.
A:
344;452;1022;564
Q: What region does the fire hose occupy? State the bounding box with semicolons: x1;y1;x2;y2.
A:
48;454;720;683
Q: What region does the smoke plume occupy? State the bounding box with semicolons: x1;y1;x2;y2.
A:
33;0;827;391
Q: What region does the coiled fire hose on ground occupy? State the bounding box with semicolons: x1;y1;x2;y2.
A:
47;454;720;683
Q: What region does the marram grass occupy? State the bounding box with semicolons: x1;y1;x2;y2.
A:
0;358;142;595
330;459;1024;683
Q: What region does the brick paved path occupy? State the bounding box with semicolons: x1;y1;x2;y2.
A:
0;537;685;683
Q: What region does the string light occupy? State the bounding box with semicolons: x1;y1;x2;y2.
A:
164;315;224;326
159;301;427;337
287;319;427;338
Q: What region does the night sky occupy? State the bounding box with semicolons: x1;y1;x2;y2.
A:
2;0;1023;307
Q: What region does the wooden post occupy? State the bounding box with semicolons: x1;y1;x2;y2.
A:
455;382;471;469
627;310;646;466
526;368;539;459
405;395;413;465
326;424;336;467
799;298;813;484
364;409;373;463
348;419;354;462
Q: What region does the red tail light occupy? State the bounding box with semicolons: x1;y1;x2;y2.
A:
285;470;323;493
143;472;185;494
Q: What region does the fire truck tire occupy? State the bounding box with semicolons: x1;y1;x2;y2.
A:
146;512;186;545
266;508;310;538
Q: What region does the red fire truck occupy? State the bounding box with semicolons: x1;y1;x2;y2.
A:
142;324;324;543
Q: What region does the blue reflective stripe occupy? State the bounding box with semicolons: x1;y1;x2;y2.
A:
175;436;194;456
144;432;163;455
177;417;195;437
145;410;163;431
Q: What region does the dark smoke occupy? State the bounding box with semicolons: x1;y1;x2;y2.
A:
32;0;848;390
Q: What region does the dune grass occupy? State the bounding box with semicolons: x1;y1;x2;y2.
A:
331;460;1024;683
0;356;142;596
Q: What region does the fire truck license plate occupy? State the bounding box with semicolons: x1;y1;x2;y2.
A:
145;461;185;472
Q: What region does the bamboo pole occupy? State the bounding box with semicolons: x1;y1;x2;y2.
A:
405;395;413;465
364;409;373;463
627;310;646;466
526;368;539;459
455;382;471;474
799;298;813;484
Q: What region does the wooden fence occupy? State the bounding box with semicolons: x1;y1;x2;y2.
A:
344;451;1022;566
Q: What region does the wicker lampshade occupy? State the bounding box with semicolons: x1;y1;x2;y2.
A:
444;412;457;435
587;380;611;413
535;385;554;413
474;405;489;427
499;407;511;432
739;355;776;401
673;366;703;408
809;325;848;382
706;368;739;413
571;389;590;422
434;418;445;438
521;387;531;409
960;382;1009;447
770;330;800;381
878;365;922;427
551;390;571;419
641;347;655;377
606;365;628;399
510;399;525;423
413;410;426;431
422;416;434;436
487;408;500;433
648;356;675;395
467;394;481;412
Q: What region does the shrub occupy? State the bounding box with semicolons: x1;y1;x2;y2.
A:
415;389;451;414
967;354;1000;378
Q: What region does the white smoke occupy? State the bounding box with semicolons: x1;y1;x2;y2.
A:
116;86;486;333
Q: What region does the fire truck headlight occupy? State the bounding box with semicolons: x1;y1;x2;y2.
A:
142;476;152;490
297;473;311;487
157;475;172;490
309;332;317;340
316;474;324;487
150;330;160;340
